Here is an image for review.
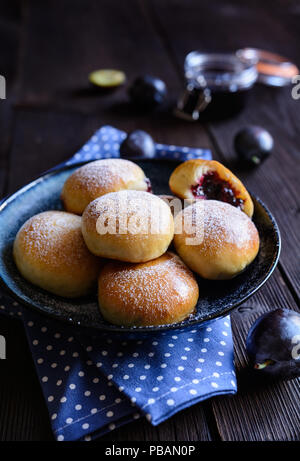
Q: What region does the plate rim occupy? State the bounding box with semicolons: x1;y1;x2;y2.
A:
0;160;281;333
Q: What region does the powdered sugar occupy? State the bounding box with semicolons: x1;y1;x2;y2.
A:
88;190;173;236
16;211;94;268
100;253;195;314
176;200;255;250
67;159;145;192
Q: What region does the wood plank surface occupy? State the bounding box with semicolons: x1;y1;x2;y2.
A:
149;0;300;441
0;0;53;443
0;0;299;441
150;0;300;299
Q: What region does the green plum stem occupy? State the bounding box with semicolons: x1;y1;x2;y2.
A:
254;359;274;370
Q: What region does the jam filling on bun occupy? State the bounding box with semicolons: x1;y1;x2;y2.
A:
191;171;244;210
145;177;152;193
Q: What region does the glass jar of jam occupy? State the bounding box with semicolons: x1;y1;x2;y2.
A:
175;51;258;121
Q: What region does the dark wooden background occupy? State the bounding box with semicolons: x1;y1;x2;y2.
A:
0;0;299;441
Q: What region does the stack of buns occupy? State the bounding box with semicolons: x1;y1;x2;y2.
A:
13;157;259;327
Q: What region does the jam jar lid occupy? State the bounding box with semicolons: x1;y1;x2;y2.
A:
236;48;299;87
184;51;258;92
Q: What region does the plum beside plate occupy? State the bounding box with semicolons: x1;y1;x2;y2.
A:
0;159;281;334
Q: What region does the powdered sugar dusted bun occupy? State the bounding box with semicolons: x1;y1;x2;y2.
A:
174;200;259;280
13;211;102;297
169;159;254;217
82;190;174;262
98;252;199;326
61;159;151;215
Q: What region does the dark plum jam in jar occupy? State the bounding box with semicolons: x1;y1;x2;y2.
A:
176;52;258;121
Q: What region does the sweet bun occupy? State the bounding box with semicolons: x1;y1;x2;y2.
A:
82;190;174;262
169;159;254;217
13;211;102;297
174;200;259;280
61;159;151;215
98;252;199;326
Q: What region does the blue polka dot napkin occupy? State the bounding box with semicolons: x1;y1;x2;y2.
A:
0;126;236;441
59;125;212;167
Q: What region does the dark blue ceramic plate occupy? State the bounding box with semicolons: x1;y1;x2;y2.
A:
0;159;280;333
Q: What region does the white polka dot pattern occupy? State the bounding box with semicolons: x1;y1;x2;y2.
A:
0;126;236;442
0;285;236;444
61;125;212;168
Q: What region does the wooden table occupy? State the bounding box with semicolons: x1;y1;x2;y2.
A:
0;0;299;441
